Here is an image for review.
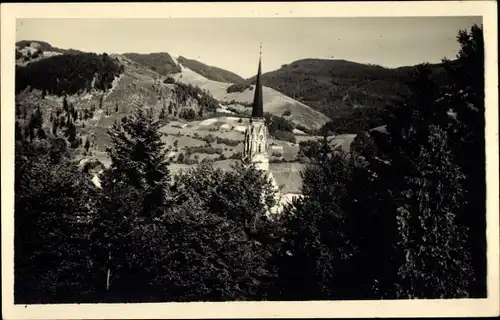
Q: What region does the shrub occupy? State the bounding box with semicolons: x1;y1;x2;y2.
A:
215;137;240;147
273;130;296;144
226;83;251;93
179;108;196;120
186;146;223;155
201;134;216;144
265;113;294;134
229;152;242;160
282;110;291;117
163;76;176;84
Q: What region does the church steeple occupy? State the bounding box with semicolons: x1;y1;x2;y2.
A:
251;43;264;118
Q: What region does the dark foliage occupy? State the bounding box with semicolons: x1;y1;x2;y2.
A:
179;108;197;120
226;83;251;93
277;147;360;300
163;76;176;84
173;82;219;113
215;137;240;147
441;24;486;297
265;113;295;135
123;52;181;76
273;130;296;144
16;53;124;95
186;146;224;155
105;107;170;215
15;137;101;303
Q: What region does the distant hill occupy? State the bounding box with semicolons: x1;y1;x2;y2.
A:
16;40;85;55
122;52;182;76
171;62;330;130
16;40;65;53
177;56;245;84
247;58;448;133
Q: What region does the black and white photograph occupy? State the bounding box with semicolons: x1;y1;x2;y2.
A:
1;2;499;319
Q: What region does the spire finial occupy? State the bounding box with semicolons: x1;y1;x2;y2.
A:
259;42;262;58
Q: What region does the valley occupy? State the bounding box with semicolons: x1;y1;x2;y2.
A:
14;40;362;196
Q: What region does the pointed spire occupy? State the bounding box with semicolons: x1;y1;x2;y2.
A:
251;43;264;118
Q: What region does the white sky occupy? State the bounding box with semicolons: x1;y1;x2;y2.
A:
16;17;482;78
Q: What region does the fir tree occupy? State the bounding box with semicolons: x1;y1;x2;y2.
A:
277;139;358;300
358;63;473;298
37;128;47;140
63;95;69;112
394;125;472;298
84;138;91;152
30;106;43;131
105;107;170;215
159;107;167;120
15;121;23;141
442;24;486;297
99;94;104;110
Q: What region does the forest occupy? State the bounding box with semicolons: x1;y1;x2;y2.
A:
14;25;485;303
15;52;124;95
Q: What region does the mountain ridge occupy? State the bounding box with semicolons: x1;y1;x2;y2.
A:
16;39;449;134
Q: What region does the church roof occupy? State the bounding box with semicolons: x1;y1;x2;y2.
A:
251;55;264;118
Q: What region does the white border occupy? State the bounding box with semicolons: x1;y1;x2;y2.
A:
1;2;499;319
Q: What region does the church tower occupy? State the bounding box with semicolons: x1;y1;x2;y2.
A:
243;45;269;171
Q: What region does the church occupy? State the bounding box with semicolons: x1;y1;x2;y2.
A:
242;49;300;215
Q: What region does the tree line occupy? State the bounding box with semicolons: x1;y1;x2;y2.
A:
14;24;485;303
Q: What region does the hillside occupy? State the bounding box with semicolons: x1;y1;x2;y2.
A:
16;40;85;63
16;52;124;95
14;41;378;199
122;52;182;76
176;56;245;84
171;60;330;130
16;40;66;53
247;58;448;133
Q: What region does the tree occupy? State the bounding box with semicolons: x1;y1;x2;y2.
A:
356;64;473;298
442;24;486;297
84;138;91;152
37;128;47;139
15;121;23;141
179;108;196;120
30;106;43;131
394;125;472;298
65;122;77;144
131;195;273;302
63;96;69;112
15;131;100;304
159;107;166;120
91;169;145;301
105;107;170;216
165;160;281;300
177;152;185;164
99;94;104;110
276;137;359;300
